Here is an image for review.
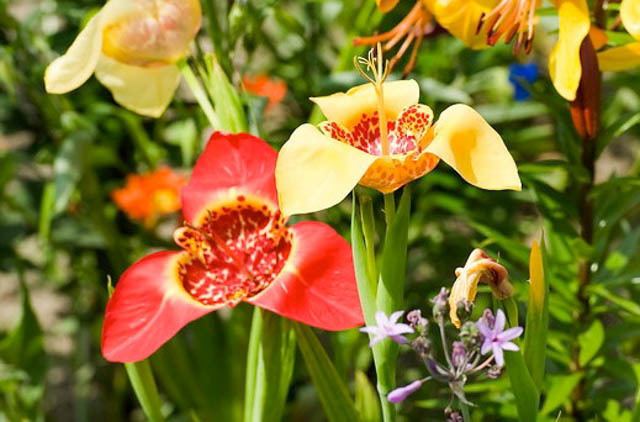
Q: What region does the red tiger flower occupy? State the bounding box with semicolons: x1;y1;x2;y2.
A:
102;132;364;362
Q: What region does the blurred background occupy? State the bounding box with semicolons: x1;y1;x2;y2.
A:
1;0;639;420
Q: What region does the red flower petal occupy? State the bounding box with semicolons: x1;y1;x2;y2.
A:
182;132;278;223
101;251;217;362
248;221;364;330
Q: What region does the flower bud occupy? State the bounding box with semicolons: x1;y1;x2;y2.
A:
407;309;428;333
459;321;481;349
387;379;424;403
411;336;431;359
487;364;503;379
445;409;463;422
431;287;450;319
451;341;467;369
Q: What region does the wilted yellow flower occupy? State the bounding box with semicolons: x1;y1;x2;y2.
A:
276;49;520;216
449;249;513;328
597;0;640;71
45;0;201;117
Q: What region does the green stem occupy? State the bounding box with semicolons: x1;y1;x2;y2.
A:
178;60;221;130
383;193;396;227
124;360;165;422
460;401;471;422
359;194;378;301
244;308;262;422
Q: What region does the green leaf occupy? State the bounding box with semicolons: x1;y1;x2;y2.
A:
598;112;640;157
373;187;411;421
205;55;248;133
53;133;90;215
294;324;359;422
503;298;539;422
355;371;382;422
524;239;550;389
578;319;605;367
244;309;296;422
540;373;584;415
377;187;411;316
351;193;377;325
0;281;45;382
124;360;165;422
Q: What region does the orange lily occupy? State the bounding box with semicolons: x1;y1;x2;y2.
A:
112;166;187;227
276;48;520;216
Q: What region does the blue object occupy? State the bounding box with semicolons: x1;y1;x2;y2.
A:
508;62;539;101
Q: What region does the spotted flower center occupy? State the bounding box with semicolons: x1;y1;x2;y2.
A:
477;0;538;54
102;0;201;66
320;105;432;156
174;196;292;307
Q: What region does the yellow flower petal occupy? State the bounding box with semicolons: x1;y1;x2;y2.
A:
423;0;496;49
597;42;640;71
548;0;590;101
376;0;400;13
621;0;640;40
276;124;377;216
44;13;104;94
94;55;181;117
425;104;521;191
310;80;419;130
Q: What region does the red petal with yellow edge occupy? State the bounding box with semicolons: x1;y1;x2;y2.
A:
248;221;364;330
101;251;217;362
182;132;278;224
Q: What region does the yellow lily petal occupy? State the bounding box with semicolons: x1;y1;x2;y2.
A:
44;13;104;94
425;104;521;191
597;42;640;71
621;0;640;40
376;0;400;13
95;56;181;118
44;0;137;94
423;0;496;49
548;0;590;101
310;80;419;130
276;124;377;216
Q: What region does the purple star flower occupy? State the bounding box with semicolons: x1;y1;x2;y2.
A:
476;309;523;367
360;311;414;347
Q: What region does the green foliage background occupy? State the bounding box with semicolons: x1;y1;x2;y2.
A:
0;0;639;420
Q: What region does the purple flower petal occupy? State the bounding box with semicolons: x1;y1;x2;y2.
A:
388;323;414;336
387;380;424;403
501;341;520;352
389;310;405;324
375;311;389;327
497;326;524;342
492;345;505;367
480;340;493;355
494;309;506;333
476;318;492;338
359;326;380;334
390;334;410;345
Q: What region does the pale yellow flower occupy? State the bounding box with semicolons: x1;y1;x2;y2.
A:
45;0;201;117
